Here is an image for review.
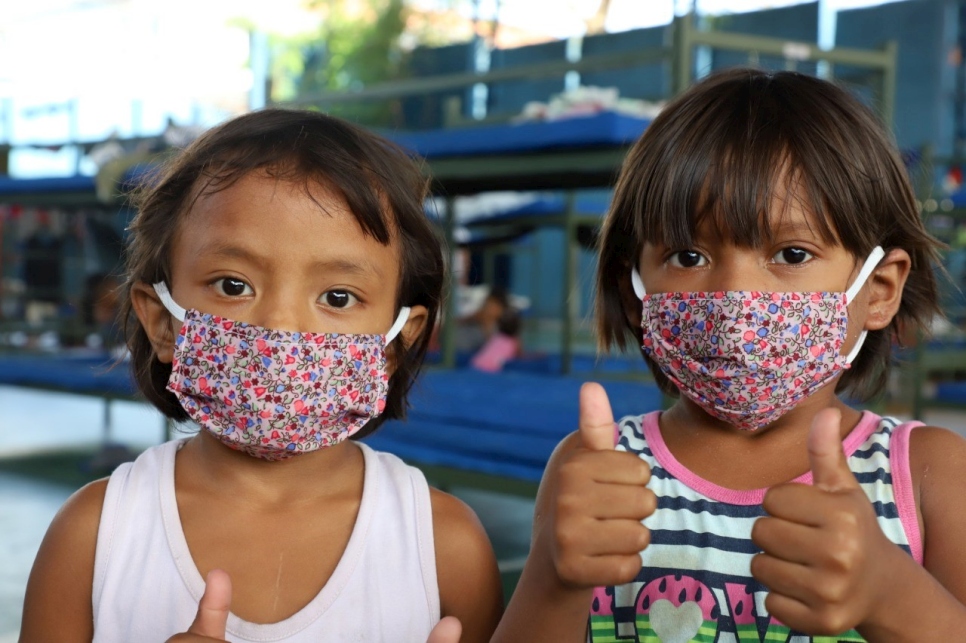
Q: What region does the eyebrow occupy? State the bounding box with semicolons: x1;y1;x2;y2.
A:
201;242;270;268
308;258;380;279
198;242;381;279
768;221;822;238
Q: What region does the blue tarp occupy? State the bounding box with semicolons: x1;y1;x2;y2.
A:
390;112;651;158
0;356;661;483
0;175;95;196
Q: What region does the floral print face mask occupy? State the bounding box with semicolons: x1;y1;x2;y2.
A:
152;283;410;460
631;246;885;431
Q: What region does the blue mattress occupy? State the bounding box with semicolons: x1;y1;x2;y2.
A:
935;381;966;404
0;356;660;484
391;112;651;159
463;189;612;226
0;355;135;395
0;175;95;196
366;368;661;482
504;353;648;376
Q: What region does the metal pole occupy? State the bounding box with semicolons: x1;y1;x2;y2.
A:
103;398;113;444
442;196;458;368
672;13;693;96
880;40;898;132
483;248;496;286
561;191;578;374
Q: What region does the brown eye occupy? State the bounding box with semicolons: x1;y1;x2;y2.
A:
668;250;707;268
774;247;813;265
322;290;358;309
215;278;253;297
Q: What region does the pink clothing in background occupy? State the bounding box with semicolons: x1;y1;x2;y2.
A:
470;334;520;372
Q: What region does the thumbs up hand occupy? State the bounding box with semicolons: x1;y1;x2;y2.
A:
426;616;462;643
166;569;232;642
548;382;656;588
751;408;894;635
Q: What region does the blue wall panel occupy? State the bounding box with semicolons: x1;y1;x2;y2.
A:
709;3;820;76
837;0;952;153
403;42;473;130
582;26;669;100
488;40;568;117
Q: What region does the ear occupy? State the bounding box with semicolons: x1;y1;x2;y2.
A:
130;282;178;364
387;304;429;374
862;248;912;331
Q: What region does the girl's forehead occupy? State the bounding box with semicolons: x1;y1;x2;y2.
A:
173;173;400;279
648;170;843;250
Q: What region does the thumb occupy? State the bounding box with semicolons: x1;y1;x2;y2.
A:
579;382;616;451
187;569;232;640
808;408;857;491
426;616;462;643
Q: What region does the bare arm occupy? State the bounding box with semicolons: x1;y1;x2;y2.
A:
492;432;599;643
494;384;653;642
857;426;966;640
19;479;107;643
431;488;504;643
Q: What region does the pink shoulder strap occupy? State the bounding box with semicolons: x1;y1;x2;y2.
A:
890;420;924;565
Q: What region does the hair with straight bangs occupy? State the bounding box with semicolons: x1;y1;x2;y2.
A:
596;67;942;400
119;108;444;437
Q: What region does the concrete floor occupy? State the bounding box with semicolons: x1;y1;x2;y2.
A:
2;385;966;640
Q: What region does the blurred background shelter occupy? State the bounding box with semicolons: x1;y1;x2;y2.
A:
4;0;966;636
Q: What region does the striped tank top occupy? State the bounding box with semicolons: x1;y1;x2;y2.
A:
589;411;922;643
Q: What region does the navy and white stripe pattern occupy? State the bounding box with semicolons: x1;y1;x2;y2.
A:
588;413;915;643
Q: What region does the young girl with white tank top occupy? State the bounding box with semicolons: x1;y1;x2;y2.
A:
20;109;502;643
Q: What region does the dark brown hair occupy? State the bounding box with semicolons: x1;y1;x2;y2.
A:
596;67;942;400
120;108;444;437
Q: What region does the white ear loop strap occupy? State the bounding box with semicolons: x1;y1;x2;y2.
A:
385;307;411;344
629;246;886;365
845;246;885;302
153;282;187;322
632;247;885;303
843;245;886;365
631;267;646;299
152;282;410;345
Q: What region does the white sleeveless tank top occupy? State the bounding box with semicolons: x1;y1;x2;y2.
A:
92;440;440;642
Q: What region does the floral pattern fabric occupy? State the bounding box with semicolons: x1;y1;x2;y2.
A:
168;310;390;460
641;291;852;431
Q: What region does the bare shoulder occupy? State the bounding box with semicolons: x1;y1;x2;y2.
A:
906;424;966;523
429;487;504;643
20;477;109;643
906;425;966;600
907;424;966;491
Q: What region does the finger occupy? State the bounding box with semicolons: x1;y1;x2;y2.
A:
762;592;819;635
750;553;817;605
764;591;858;637
762;483;832;526
581;520;651;557
561;450;651;486
751;516;824;564
426;616;462;643
579;382;616;451
187;569;232;639
558;553;643;588
808;407;858;491
582;482;656;521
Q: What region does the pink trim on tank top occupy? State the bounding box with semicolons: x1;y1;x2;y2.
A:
640;410;882;506
890;422;924;564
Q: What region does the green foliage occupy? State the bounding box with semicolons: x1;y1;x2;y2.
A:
271;0;411;127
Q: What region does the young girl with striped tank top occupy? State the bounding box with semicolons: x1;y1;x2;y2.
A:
19;109;502;642
494;68;966;642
